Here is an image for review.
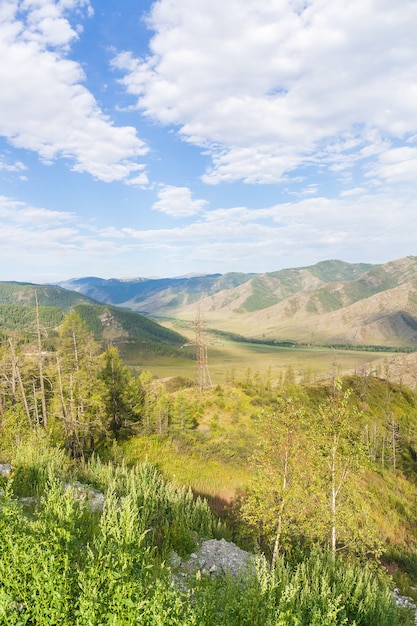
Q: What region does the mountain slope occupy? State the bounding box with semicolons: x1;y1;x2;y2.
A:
58;273;253;311
43;256;417;346
0;282;186;352
228;280;417;346
0;281;96;309
58;260;373;316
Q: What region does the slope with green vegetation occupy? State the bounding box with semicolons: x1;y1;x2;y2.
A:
58;272;252;310
0;281;96;309
0;439;409;625
1;309;417;623
0;284;187;360
58;259;374;317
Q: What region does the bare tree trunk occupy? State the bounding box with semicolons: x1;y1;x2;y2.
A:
330;440;337;557
56;355;71;449
9;340;31;424
35;292;48;428
272;447;289;568
32;382;40;427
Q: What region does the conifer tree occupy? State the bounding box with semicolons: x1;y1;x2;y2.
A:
99;346;143;438
55;311;106;457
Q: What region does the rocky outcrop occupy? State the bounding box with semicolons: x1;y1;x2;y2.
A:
171;538;256;591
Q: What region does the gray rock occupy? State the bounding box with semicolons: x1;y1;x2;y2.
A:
64;481;105;512
393;588;417;624
0;463;12;476
182;538;255;578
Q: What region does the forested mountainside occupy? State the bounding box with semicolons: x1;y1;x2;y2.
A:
0;281;96;309
0;283;186;355
57;256;417;347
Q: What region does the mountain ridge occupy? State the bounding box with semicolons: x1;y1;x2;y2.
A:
55;256;417;347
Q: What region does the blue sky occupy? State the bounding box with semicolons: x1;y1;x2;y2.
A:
1;0;417;282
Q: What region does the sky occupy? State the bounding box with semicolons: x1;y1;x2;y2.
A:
1;0;417;282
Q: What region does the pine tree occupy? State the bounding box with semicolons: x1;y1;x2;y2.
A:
54;311;106;457
99;346;143;439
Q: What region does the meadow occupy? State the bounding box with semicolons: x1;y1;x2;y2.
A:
122;337;397;384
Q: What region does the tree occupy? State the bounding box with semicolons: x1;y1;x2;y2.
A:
170;392;198;434
241;396;313;565
54;311;106;457
99;346;143;439
315;380;367;556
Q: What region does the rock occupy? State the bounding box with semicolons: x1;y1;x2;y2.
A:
0;463;12;476
181;538;255;578
64;481;105;512
393;588;417;624
170;551;183;569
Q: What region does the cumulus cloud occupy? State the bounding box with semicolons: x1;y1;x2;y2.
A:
2;185;415;281
113;0;417;185
0;0;148;183
99;191;417;273
366;147;417;184
152;185;208;217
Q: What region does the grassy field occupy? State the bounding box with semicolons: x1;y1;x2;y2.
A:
122;338;398;385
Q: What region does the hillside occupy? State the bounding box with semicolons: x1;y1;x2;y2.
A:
57;256;417;347
58;261;372;316
0;282;186;354
0;280;96;309
57;272;253;311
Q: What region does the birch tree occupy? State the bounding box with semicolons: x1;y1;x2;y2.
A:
316;380;366;557
241;396;313;565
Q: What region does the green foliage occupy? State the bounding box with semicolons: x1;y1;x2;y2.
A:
0;448;215;625
99;346;143;438
78;457;214;556
0;304;63;337
191;550;409;626
0;444;411;626
9;433;72;497
242;397;314;560
0;282;94;309
2;299;417;621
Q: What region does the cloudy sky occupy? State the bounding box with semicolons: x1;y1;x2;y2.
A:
1;0;417;282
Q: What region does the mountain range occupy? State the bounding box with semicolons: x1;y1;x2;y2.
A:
57;256;417;347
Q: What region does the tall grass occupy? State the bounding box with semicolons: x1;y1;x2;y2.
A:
0;443;413;625
192;550;413;626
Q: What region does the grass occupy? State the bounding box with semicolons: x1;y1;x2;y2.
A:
124;337;400;385
122;435;249;504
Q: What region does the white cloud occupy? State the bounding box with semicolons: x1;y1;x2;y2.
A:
366;147;417;184
0;156;26;172
100;192;417;272
114;0;417;185
2;184;416;281
152;185;208;217
0;195;137;282
0;0;148;183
